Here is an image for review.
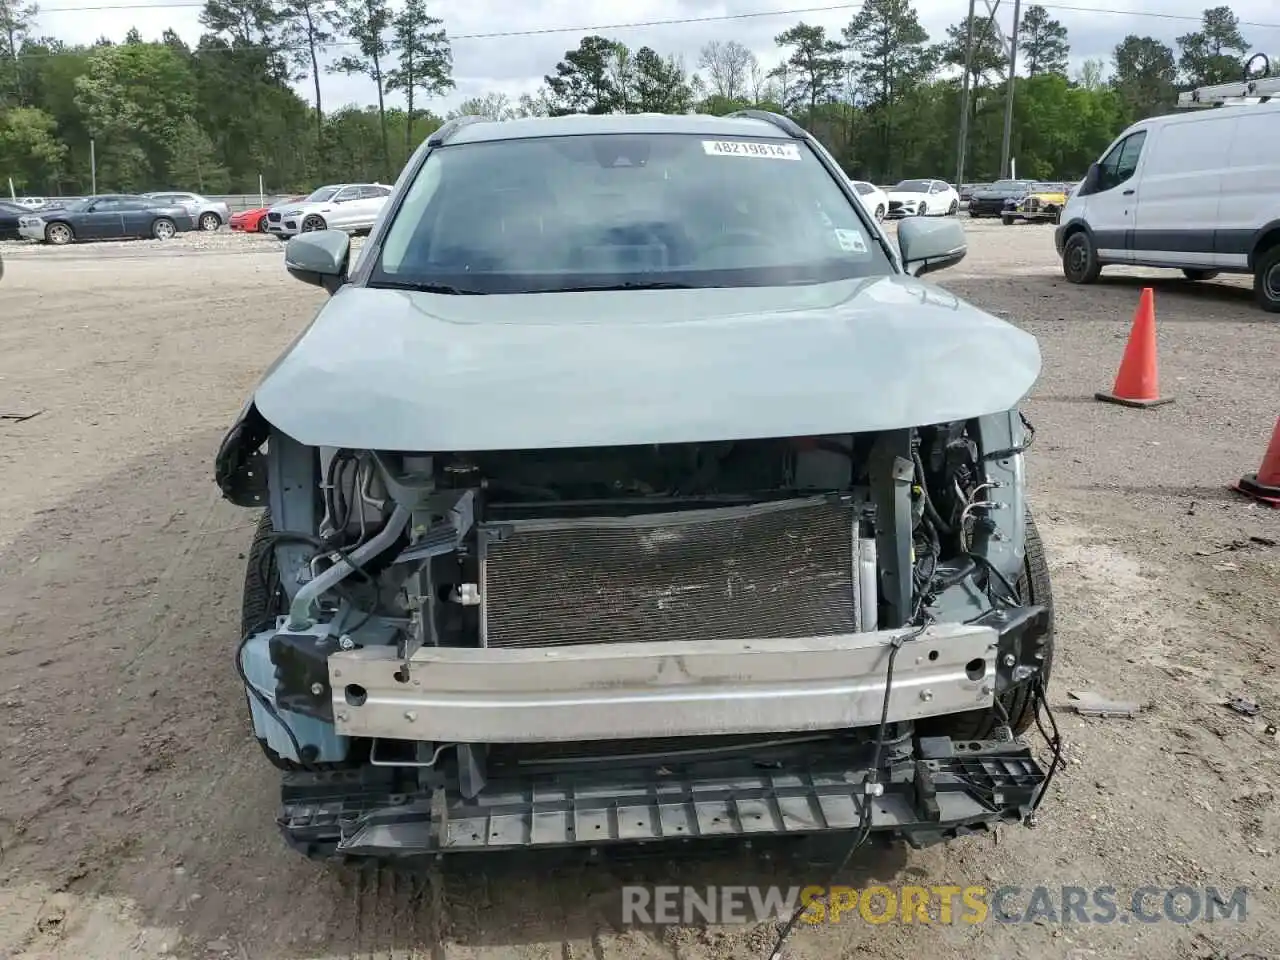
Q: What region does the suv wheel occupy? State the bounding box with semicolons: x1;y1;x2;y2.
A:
1253;244;1280;313
241;510;359;773
1062;230;1102;284
875;204;885;221
199;212;222;231
920;508;1055;739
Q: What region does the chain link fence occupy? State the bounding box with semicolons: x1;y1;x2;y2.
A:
6;193;296;214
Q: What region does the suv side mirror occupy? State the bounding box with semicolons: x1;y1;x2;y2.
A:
898;217;967;278
285;229;351;295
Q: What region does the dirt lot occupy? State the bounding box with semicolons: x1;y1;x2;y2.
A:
1;222;1278;960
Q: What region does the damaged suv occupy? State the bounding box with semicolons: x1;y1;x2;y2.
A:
215;111;1056;861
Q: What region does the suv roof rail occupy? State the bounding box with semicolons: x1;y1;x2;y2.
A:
1175;53;1279;108
723;109;806;138
427;115;489;147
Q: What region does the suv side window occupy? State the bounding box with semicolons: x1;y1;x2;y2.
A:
1097;131;1146;192
357;185;387;199
332;187;359;202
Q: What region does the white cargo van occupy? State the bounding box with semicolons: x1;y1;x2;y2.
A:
1054;97;1280;312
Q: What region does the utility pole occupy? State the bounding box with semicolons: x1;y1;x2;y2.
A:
954;0;977;188
999;0;1022;178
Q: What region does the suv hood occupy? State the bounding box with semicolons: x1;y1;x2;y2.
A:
253;275;1041;451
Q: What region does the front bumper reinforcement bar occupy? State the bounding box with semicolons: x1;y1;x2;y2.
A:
328;624;1000;743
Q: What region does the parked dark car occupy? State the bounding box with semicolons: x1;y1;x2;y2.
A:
17;194;196;245
0;200;27;241
967;179;1034;218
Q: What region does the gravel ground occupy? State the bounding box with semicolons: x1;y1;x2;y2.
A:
0;221;1278;960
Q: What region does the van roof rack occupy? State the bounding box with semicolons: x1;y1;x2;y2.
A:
1176;53;1279;108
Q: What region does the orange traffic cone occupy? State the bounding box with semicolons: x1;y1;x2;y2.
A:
1231;417;1280;508
1095;288;1174;408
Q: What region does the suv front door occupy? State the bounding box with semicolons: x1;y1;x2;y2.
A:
1082;130;1147;264
325;186;362;230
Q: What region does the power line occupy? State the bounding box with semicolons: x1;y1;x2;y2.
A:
12;0;1279;65
29;0;1280;33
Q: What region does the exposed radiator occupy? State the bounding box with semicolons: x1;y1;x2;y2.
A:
477;496;864;649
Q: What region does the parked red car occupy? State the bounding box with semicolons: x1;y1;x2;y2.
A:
230;197;303;233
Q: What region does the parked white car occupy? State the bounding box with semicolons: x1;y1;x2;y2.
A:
264;183;392;239
143;191;231;232
849;180;889;221
885;179;961;218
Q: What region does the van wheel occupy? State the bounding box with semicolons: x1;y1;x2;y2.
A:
1062;230;1102;284
1001;214;1015;226
1252;245;1280;313
1182;269;1219;282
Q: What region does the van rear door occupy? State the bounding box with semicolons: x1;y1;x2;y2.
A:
1131;113;1234;269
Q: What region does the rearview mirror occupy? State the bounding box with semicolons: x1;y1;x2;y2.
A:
285;229;350;295
897;217;967;278
1080;162;1100;196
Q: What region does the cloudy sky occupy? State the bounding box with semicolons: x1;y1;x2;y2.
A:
33;0;1280;112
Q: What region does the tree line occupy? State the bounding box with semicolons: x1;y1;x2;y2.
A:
0;0;1260;195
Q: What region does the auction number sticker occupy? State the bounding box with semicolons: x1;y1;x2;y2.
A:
702;140;802;160
834;229;868;253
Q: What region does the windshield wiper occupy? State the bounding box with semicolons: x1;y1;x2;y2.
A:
371;279;485;295
546;281;701;292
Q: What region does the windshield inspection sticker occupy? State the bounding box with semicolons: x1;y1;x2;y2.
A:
834;229;868;253
702;140;802;160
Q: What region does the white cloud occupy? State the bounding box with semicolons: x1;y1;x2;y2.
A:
35;0;1280;113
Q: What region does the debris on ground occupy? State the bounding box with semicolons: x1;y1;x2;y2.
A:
0;409;43;423
1194;536;1276;556
1225;696;1261;717
1066;691;1145;718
